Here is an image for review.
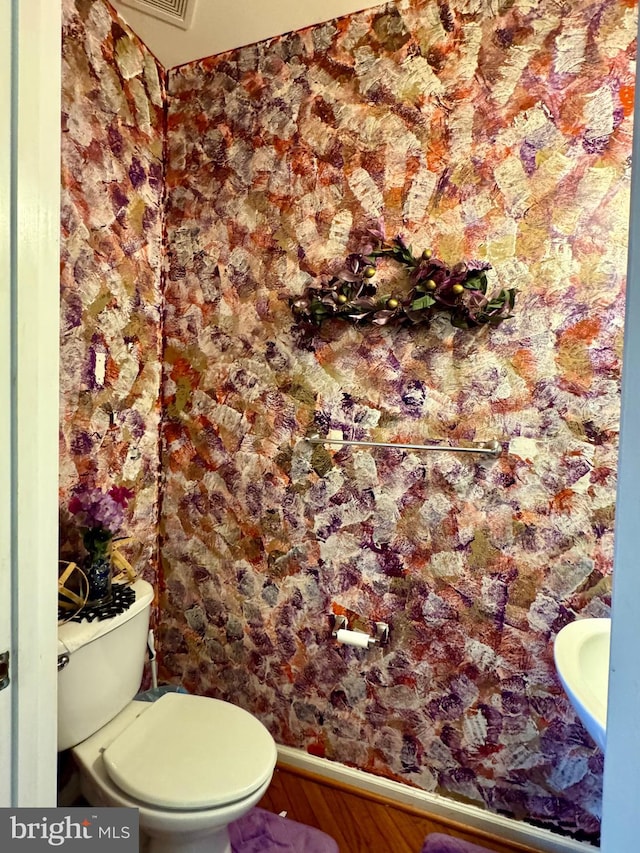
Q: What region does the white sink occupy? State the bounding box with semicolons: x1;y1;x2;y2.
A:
553;617;610;751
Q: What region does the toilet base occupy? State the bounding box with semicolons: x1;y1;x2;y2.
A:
144;825;231;853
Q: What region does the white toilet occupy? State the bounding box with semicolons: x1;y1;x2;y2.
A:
58;579;277;853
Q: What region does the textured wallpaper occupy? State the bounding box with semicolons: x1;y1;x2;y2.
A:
60;0;165;582
58;0;635;841
160;0;633;839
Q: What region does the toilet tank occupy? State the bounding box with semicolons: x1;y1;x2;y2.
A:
58;579;154;751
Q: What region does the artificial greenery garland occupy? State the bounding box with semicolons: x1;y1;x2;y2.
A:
290;234;516;335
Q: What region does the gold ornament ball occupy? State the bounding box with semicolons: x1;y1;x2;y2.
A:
363;266;376;278
387;297;399;310
421;248;432;260
452;283;465;295
425;279;437;291
337;293;348;304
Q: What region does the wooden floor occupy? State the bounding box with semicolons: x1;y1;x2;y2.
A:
258;764;544;853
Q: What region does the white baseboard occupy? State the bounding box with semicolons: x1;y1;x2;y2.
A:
276;745;596;853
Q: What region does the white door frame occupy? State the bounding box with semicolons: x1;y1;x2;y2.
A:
600;8;640;845
0;0;61;807
0;0;14;808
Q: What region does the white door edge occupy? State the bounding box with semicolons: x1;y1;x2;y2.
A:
0;0;14;809
8;0;61;806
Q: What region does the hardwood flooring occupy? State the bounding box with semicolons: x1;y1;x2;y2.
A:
258;763;544;853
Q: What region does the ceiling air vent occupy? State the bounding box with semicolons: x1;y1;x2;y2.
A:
118;0;197;30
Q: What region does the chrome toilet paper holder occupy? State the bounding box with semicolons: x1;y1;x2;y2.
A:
331;614;390;647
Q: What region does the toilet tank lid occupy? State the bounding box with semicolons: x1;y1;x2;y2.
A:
102;693;277;810
58;579;154;657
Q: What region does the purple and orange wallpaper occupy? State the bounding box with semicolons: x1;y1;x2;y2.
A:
61;0;637;841
60;0;165;582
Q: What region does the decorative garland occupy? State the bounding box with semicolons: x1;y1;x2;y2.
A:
290;235;516;335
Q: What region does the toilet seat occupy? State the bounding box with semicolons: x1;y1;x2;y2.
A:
102;693;277;810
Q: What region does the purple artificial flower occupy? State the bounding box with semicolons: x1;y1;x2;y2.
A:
69;485;133;536
336;253;373;282
466;260;492;272
412;258;447;285
366;217;386;243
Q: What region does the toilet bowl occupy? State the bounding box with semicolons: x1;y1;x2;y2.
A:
58;579;277;853
73;694;277;853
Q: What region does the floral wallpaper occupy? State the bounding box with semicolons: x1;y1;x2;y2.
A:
60;0;165;584
159;0;633;841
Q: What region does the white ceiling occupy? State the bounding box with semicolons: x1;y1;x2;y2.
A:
110;0;382;69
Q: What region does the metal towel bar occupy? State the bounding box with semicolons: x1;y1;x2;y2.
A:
307;433;502;458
